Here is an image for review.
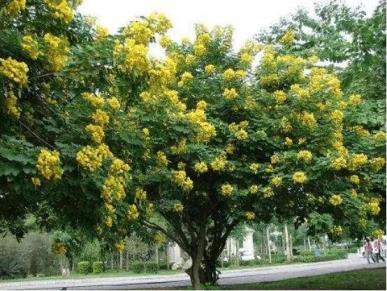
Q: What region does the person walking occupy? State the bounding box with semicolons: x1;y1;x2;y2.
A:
374;237;385;263
363;238;375;264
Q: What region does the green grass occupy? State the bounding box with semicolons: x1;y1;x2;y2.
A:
222;268;386;290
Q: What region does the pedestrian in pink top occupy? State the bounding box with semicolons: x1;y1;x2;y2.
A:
374;237;385;263
364;238;375;264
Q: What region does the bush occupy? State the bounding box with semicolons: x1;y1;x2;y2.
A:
145;262;159;273
77;261;90;274
131;261;145;273
92;261;103;274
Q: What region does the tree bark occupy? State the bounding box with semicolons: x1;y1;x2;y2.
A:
119;251;123;270
188;225;206;289
126;249;129;271
267;226;272;263
284;223;291;261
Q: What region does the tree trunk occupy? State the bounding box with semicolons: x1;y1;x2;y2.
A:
307;236;312;251
267;226;271;263
166;245;170;270
119;251;123;270
155;245;159;265
126;250;129;271
290;234;293;257
284;223;291;261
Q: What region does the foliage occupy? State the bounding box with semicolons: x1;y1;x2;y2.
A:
145;262;159;273
130;261;145;273
77;261;90;275
92;261;103;274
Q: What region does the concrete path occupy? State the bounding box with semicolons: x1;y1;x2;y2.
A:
0;256;385;290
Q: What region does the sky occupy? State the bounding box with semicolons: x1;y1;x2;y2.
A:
77;0;380;50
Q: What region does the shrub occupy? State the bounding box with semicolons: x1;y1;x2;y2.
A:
77;261;90;274
92;261;103;274
131;261;145;273
145;262;159;273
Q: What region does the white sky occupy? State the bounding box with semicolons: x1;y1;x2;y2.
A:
78;0;380;50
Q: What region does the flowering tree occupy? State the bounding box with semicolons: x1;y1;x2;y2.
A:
0;1;385;288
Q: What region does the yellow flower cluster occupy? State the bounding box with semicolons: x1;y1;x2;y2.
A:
102;175;126;202
29;177;41;188
135;187;147;200
292;171;307;184
229;121;249;141
171;170;193;191
350;153;368;169
331;156;347;170
350;126;369;137
249;163;260;174
330;110;344;125
5;0;26;16
350;175;360;185
127;204;139;220
82;92;105;107
368;200;380;216
348;94;362;105
159;35;172;48
371;229;384;239
76;144;112;172
271;176;282;187
329;194;343;206
5;91;21;118
223;68;236;80
178;71;193;87
171;139;187;155
0;57;28;86
205;64;216;74
43;33;69;71
373;131;386;142
280;30;296;45
285;137;293;146
44;0;74;23
174;202;184;213
240;52;253;65
21;35;40;60
260;74;279;87
85;124;104;144
280;117;292;132
106;97;119;109
95;25;109;39
110;158;130;174
194;161;208;174
274;90;287;104
124;20;153;44
263;186;274;198
220;183;233;196
92;109;109;127
36;149;63;180
271;154;279;164
156;151;168;167
370;157;385;172
331;225;343;236
185;103;216;143
309;68;342;98
114;240;125;252
249;184;259;194
297;150;312;162
245;211;255;220
300;111;317;128
223;88;238;100
290;84;310;99
114;39;149;73
211;155;227;171
147;12;173;34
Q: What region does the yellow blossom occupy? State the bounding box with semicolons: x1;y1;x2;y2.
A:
0;57;28;86
274;90;287;104
249;185;259;194
114;240;125;252
76;144;112;172
127;204;139;220
211;155;226;171
350;153;368;169
82;92;105;107
178;71;193;87
5;91;21;119
348;94;362;105
92;109;109;127
44;0;74;23
368;201;380;216
329;194;343;206
21;35;40;60
369;157;385;172
31;177;41;187
174;203;184;213
204;64;216;74
135;188;147;200
220;183;233;196
331;225;343;236
106;95;118;108
96;25;109;39
271;176;282;187
110;158;130;174
156;151;168;167
235;129;248;140
105;216;113;228
36;149;63;180
263;186;274;198
280;30;296;45
223;68;235;80
43;33;69;71
171;170;193;191
297;150;312;162
350;175;360;185
331;156;347;170
245;211;255;220
249;163;260;174
85;124;104;143
194;162;208;174
5;0;26;16
371;229;384;239
223;88;238;100
102;175;126;201
285;137;293;146
271;154;279;164
292;171;307;184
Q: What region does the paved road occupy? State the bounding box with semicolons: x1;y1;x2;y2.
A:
0;256;385;290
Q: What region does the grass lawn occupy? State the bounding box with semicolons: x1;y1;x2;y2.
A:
222;268;386;290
